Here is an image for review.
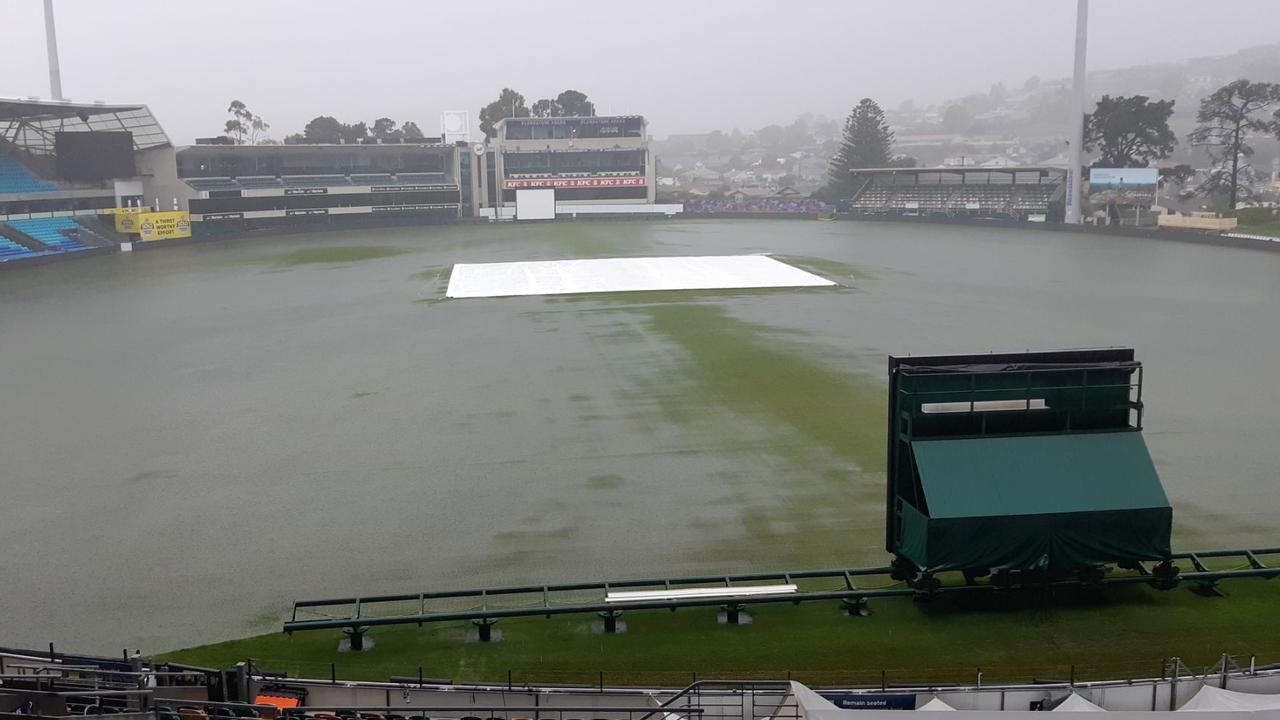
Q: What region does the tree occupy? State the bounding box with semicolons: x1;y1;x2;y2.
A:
249;115;269;144
224;119;245;145
531;99;558;118
530;89;596;119
225;100;248;144
826;98;894;194
303;116;343;144
224;100;268;145
372;117;400;141
339;121;368;144
756;124;786;148
401;121;424;140
554;89;594;117
1158;164;1195;189
1187;79;1280;209
941;104;972;134
1083;95;1176;168
785;114;814;147
479;88;529;138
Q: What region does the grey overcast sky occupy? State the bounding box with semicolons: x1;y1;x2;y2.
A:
4;0;1279;144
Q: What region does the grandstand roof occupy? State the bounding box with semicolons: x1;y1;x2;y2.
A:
0;97;147;121
495;114;645;130
502;146;644;154
849;165;1067;175
498;114;643;123
0;96;169;154
179;142;452;152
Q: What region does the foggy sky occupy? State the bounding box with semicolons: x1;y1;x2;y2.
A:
4;0;1280;144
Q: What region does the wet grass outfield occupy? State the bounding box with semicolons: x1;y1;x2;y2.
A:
2;218;1280;662
164;579;1280;686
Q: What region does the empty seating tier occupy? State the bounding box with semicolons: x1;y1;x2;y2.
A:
349;174;395;185
184;178;241;191
396;172;447;184
0;235;48;262
0;155;60;194
850;181;1057;216
6;218;95;253
235;176;285;189
282;175;350;187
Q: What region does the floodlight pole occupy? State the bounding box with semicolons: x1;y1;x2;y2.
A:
44;0;64;100
1064;0;1089;224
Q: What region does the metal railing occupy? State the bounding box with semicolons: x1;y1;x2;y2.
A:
278;707;702;720
284;547;1280;640
641;682;794;720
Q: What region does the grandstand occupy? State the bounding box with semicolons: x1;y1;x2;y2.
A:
0;96;180;262
842;166;1067;222
177;144;469;230
492;115;658;215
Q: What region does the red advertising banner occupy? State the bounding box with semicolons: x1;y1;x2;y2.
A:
503;177;646;189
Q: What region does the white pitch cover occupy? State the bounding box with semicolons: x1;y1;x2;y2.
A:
445;255;836;299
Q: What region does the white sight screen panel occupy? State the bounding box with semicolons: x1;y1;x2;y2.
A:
515;188;556;220
445;255;836;298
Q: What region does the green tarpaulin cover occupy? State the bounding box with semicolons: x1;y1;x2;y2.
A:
901;431;1172;572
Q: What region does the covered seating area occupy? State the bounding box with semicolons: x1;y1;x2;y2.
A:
843;166;1066;221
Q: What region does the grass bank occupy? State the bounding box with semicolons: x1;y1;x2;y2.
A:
1239;220;1280;238
161;578;1280;687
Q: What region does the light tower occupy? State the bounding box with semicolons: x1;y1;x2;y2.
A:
44;0;64;100
1064;0;1089;224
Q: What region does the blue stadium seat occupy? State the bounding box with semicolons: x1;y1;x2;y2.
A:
0;155;60;194
0;235;50;261
6;217;94;253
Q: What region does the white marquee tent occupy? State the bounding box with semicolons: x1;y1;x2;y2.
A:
1179;686;1280;712
1055;694;1107;712
785;681;1280;720
919;697;957;711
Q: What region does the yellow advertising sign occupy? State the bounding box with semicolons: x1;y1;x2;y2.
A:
115;213;141;233
138;211;192;241
110;207;144;234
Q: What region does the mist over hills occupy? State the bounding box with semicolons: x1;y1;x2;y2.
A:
654;43;1280;195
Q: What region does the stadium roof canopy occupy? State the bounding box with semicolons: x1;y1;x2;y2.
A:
179;142;452;152
848;165;1067;175
0;96;170;155
498;114;644;123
